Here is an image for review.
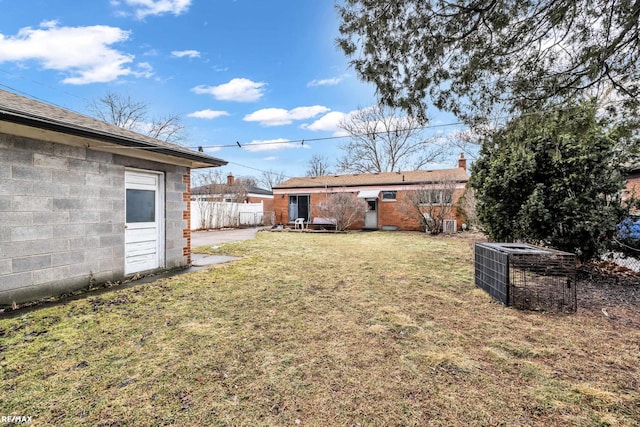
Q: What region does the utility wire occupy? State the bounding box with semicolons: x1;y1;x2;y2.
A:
185;120;467;151
0;68;92;108
2;75;635;155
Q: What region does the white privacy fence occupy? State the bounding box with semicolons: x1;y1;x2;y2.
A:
191;200;273;230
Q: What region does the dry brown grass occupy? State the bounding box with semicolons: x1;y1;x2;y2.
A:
1;231;638;426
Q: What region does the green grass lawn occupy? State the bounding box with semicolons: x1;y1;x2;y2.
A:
1;231;638;426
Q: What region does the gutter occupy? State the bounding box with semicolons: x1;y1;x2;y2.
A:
273;179;469;191
0;109;227;168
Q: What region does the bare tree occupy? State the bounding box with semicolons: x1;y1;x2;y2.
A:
191;170;225;229
237;175;260;189
89;91;185;144
445;128;489;163
260;169;287;191
456;186;478;230
191;170;254;229
147;115;184;143
192;171;250;203
317;192;368;231
399;175;458;234
337;104;443;173
306;154;333;177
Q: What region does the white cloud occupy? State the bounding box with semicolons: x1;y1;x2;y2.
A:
0;21;139;84
242;138;304;152
264;156;279;161
303;107;408;137
187;109;229;119
301;111;349;136
191;78;266;102
121;0;192;19
134;62;154;78
243;105;330;126
307;74;348;87
289;106;331;120
171;49;200;58
39;20;58;29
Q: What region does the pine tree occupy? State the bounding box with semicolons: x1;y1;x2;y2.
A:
471;100;630;260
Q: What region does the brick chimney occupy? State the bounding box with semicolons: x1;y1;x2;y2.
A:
458;153;467;170
227;173;235;185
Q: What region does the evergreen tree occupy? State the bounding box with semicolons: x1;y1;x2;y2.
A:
471;100;630;260
337;0;640;124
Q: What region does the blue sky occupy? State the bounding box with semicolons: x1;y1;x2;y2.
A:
0;0;465;181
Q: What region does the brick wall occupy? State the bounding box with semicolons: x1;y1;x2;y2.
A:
627;172;640;214
273;193;288;225
273;187;465;231
246;196;274;214
0;132;190;306
182;172;191;265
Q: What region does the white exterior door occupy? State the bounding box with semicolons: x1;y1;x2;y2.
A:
364;199;378;229
125;170;164;275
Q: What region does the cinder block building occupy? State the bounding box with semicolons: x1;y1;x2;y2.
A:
0;89;226;306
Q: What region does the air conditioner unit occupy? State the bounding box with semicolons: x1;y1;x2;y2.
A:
443;219;457;234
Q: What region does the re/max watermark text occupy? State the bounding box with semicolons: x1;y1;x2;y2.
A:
1;416;33;424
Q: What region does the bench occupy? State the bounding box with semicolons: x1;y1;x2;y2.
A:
310;217;337;230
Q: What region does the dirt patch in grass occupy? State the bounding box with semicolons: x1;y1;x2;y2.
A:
1;231;638;426
576;262;640;329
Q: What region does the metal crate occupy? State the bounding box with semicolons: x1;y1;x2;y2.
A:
475;243;577;313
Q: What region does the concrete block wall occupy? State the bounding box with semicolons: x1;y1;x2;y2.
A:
0;132;190;306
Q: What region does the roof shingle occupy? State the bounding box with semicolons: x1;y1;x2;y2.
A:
274;168;468;189
0;89;226;168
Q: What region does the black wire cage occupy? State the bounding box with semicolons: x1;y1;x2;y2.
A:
474;243;577;313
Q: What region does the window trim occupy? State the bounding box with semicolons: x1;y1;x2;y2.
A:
417;189;453;206
381;190;397;201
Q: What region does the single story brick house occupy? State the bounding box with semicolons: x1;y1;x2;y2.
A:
272;155;469;231
0;89;226;306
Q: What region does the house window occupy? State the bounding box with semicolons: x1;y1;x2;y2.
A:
381;191;397;201
289;195;310;221
418;189;453;205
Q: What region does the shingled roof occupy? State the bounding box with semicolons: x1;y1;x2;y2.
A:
0;89;226;169
191;183;272;196
274;167;469;190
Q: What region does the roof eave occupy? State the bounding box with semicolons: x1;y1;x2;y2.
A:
273;178;469;190
0;110;227;169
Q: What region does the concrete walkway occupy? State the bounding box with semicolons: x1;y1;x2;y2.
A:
191;227;262;248
190;227;264;268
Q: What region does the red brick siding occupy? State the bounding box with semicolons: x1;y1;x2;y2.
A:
272;188;465;231
377;190;465;231
273;193;288;225
182;172;191;264
246;196;274;214
627;172;640;214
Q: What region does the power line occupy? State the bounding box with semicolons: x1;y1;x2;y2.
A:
186;120;467;151
2;73;634;157
187;97;635;152
0;68;92;108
